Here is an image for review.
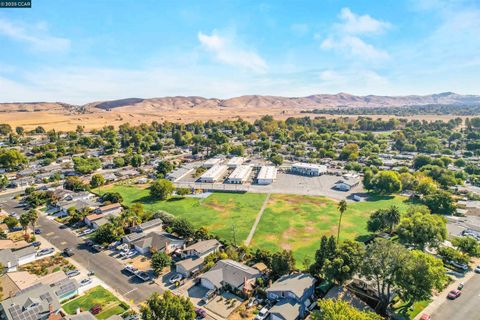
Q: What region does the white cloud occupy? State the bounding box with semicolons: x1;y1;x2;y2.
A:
338;8;391;35
0;18;70;52
321;35;389;60
319;8;390;61
198;30;267;72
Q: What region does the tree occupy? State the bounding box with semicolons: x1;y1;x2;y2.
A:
324;240;365;284
269;154;283;166
396;251;447;309
371;171;402;194
73;156;101;174
0;124;12;135
172;218;195;238
452;236;480;257
413;155;432;170
337;200;347;243
19;213;31;236
361;239;409;314
151;252;172;276
0;149;27;170
367;206;401;234
141;291;195;320
0;175;8;189
271;250;295;279
339;143;359;161
437;246;469;265
313;299;383;320
93;223;123;244
130;154;143;167
156;160;174;177
397;212;447;250
363;169;374;190
3;216;18;230
149;179;174;200
310;235;336;276
90;174;105;188
101;192;123;203
26;209;38;231
423;190;456;215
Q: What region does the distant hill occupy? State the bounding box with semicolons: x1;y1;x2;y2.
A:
1;92;480;114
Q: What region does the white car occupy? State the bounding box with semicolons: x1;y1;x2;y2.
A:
79;278;93;287
37;248;55;256
255;307;269;320
169;273;184;284
123;250;137;259
124;264;138;274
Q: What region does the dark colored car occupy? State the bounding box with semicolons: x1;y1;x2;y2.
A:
90;304;102;315
34;228;41;234
85;239;94;246
31;241;41;247
447;289;461;300
63;248;74;257
195;308;207;319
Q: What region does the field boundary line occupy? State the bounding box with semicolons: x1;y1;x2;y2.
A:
244;193;271;246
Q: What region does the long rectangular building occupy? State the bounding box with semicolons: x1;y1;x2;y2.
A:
198;165;228;183
228;165;252;184
291;162;327;176
256;166;277;185
226;157;245;168
203;158;223;168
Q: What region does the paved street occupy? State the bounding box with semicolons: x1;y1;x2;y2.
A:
37;215;162;304
430;272;480;320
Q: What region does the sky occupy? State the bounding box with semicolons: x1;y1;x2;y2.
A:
1;0;480;104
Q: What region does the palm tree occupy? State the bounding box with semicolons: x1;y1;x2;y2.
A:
385;205;401;234
120;210;141;229
337;199;347;243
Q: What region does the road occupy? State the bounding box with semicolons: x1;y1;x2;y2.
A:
430;272;480;320
37;215;162;304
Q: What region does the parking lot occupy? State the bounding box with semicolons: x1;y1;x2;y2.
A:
176;172;364;200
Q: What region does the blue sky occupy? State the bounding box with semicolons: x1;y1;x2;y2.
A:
1;0;480;103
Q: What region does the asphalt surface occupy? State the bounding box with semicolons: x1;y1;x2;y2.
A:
431;272;480;320
37;215;162;304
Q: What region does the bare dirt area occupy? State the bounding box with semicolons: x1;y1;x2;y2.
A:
0;107;467;131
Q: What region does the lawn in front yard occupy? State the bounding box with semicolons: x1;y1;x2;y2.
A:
94;185;267;243
250;193;410;266
62;285;129;319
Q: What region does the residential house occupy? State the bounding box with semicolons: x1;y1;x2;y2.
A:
333;177;360;192
12;246;36;266
176;239;222;277
52;200;96;218
93;203;122;216
132;232;185;255
128;218;162;234
0;249;19;272
266;274;316;320
199;259;261;293
0;283;61;320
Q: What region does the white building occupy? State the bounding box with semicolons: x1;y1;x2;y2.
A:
227;165;252;184
257;166;277;185
203;157;223;168
291;162;327;176
226;157;245;168
166;167;194;182
198;165;228;183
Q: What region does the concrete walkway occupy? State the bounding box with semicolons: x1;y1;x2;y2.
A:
244;193;271;246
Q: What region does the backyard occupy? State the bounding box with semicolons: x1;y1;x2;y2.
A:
95;184;410;266
62;285;129;319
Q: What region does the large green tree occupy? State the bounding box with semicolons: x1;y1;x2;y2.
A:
313;299;382;320
397;212;447;250
141;291;195;320
324;240;365;284
367;206;401;234
149;179;174;200
151;252;172;276
271;250;295;279
371;171;402;194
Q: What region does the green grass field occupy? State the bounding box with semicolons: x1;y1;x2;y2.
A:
251;193;410;265
96;184;410;266
95;185;267;243
62;286;129;319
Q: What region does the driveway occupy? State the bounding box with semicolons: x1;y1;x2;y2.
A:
37;215;162;304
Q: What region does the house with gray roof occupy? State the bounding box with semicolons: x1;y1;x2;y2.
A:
0;249;19;272
176;239;222;277
132;231;185;255
199;259;260;293
266;273;316;320
0;283;61;320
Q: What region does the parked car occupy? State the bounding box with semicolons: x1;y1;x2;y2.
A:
90;304;102;315
85;239;94;246
458;282;464;290
475;265;480;273
63;248;74;257
419;314;431;320
34;228;41;234
65;269;80;278
447;289;461;300
80;229;94;236
134;271;151;282
247;298;258;308
195;308;207;319
11;226;23;232
37;248;54;256
92;244;103;252
79;278;93;287
169;273;184;284
255;307;270;320
449;260;469;271
200;289;216;305
124;264;138;275
31;241;41;247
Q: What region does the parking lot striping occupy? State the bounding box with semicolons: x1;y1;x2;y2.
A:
124;288;138;296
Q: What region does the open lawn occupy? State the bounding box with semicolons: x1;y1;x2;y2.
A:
95;185;267;243
62;286;129;319
96;185;411;267
250;194;410;266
